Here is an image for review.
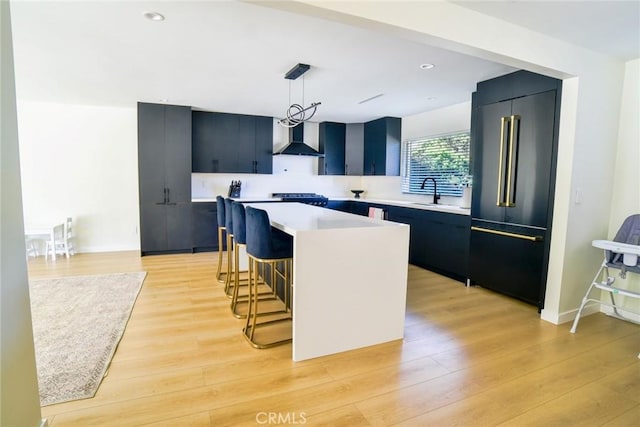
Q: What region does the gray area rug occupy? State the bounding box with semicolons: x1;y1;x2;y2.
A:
29;272;146;406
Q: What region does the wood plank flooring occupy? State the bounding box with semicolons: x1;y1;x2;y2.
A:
27;251;639;426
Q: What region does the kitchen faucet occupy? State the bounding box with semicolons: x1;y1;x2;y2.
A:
420;177;440;204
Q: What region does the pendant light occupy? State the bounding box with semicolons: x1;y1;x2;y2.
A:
277;63;322;128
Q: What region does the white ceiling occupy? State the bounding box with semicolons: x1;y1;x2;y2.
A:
9;1;639;124
454;1;640;61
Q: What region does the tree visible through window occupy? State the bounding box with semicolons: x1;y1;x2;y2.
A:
401;131;470;197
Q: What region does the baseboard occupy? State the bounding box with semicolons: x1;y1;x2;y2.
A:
601;305;640;323
78;244;140;253
542;302;640;326
541;303;601;325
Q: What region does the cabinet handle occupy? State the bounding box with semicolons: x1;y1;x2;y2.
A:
497;115;520;207
325;164;328;175
505;115;520;207
471;226;542;242
164;188;168;204
497;117;507;206
345;164;349;175
165;188;175;204
212;159;219;173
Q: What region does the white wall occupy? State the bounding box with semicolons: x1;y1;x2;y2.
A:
609;59;640;236
17;102;140;253
402;101;471;141
1;1;43;424
601;58;640;318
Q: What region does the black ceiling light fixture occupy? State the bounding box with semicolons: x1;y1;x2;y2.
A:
277;63;322;128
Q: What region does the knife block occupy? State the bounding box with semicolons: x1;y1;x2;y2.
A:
228;183;241;198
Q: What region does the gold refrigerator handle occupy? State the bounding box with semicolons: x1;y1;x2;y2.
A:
496;116;508;207
505;115;520;207
471;226;543;242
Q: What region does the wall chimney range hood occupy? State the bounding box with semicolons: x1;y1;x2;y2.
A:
274;124;324;157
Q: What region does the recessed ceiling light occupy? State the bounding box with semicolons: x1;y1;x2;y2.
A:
419;63;435;70
143;11;165;21
427;97;437;101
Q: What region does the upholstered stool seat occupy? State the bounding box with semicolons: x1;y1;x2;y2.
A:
243;206;294;348
215;196;227;284
231;202;287;319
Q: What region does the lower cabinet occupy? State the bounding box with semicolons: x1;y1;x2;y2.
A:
325;200;349;212
325;200;368;216
420;211;470;280
326;201;470;281
140;203;192;255
192;202;219;252
387;206;470;281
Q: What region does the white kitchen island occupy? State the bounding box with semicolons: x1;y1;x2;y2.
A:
244;202;410;361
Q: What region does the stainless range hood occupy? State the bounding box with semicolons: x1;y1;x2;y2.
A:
274;125;324;157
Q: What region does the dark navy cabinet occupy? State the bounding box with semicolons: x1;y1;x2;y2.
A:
318;122;346;175
363;117;401;176
386;206;469;281
317;119;399;176
326;200;470;281
469;70;561;308
325;200;368;216
138;102;193;255
191;202;219;252
345;123;364;176
192;111;273;174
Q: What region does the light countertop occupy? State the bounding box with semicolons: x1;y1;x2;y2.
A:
244;202;406;236
331;197;471;216
192;197;280;203
192;196;470;215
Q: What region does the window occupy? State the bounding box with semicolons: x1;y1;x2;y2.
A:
401;131;470;197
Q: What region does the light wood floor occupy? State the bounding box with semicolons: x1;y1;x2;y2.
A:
28;251;639;426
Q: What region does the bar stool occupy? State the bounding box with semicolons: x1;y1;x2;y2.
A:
224;198;235;297
215;196;227;284
243;206;294;349
230;201;250;317
231;202;286;319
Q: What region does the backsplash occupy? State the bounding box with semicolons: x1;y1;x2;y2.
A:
192;173;465;206
192;173;361;199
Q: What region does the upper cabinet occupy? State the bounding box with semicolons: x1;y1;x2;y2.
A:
345;123;364;176
363;116;401;176
318;122;346;175
317;118;400;176
192;111;273;174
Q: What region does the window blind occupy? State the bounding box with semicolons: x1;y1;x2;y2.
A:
401;131;470;197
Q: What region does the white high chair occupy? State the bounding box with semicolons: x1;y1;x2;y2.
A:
570;214;640;359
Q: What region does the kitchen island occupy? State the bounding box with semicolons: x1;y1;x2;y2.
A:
245;202;410;361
